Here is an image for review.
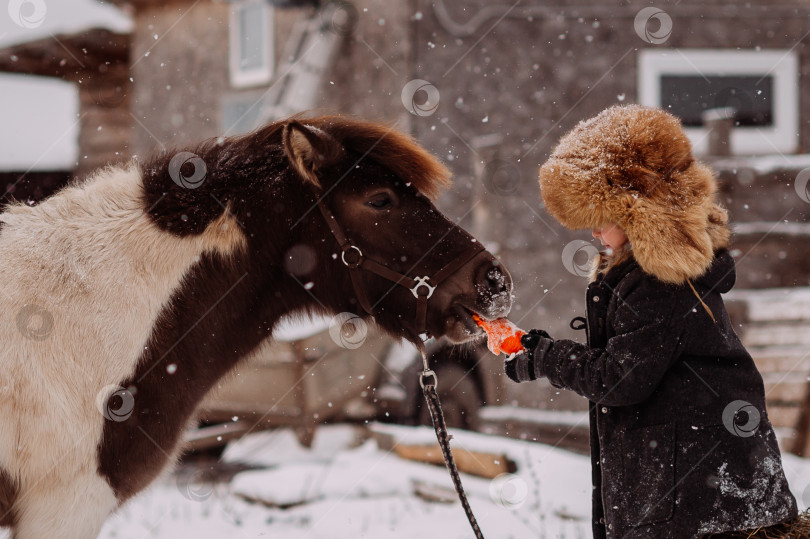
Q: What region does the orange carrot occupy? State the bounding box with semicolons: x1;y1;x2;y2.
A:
472;314;526;355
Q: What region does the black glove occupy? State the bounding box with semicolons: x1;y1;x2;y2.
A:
504;352;532;382
520;329;551;350
504;329;553;383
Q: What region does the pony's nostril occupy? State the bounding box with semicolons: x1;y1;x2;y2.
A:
486;266;507;291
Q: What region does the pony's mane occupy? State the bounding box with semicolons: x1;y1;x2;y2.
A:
220;115;452;199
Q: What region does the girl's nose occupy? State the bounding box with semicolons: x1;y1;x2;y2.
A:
592;229;600;238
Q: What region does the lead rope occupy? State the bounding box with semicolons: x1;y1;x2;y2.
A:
417;344;485;539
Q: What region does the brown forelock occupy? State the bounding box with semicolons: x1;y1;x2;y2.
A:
141;115;451;239
300;116;452;199
232;115;451;199
0;466;17;527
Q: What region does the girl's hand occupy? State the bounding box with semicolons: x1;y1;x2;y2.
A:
504;352;531;382
504;329;554;383
521;329;551;349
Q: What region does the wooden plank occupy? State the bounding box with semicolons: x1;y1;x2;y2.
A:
765;404;804;429
393;444;514;479
200;402;303;423
725;287;810;323
763;379;808;404
411;480;456;504
771;426;798;454
184;421;255;451
477;406;591;455
743;323;810;347
720;288;810;456
750;347;810;373
478;406;589;427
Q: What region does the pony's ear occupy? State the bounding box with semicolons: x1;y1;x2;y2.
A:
282;120;344;188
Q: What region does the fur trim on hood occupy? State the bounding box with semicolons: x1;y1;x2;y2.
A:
539;105;730;284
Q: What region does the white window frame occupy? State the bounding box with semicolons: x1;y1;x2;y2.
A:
229;0;274;88
638;49;799;155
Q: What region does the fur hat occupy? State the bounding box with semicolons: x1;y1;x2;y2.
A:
538;105;730;284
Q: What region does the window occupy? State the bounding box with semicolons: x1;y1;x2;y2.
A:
638;49;798;155
222;91;265;134
229;0;274;88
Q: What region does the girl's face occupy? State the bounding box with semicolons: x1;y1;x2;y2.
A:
592;222;628;251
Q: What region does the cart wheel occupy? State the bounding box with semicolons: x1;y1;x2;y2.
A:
417;363;482;430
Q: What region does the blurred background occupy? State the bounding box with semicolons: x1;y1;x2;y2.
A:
1;0;810;534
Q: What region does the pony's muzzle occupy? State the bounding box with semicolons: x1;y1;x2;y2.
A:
474;259;513;318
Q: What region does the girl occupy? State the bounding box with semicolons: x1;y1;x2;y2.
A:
505;105;808;538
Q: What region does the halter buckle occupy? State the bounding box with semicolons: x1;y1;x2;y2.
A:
411;276;435;299
341;245;363;268
419;369;437;389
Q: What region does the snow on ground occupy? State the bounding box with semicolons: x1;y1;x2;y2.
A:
92;424;592;538
91;423;810;538
0;422;803;538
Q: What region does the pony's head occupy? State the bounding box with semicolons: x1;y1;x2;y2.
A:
142;115;513;345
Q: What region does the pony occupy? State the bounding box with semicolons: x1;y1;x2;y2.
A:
0;115;513;538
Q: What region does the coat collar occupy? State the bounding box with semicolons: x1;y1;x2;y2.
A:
591;245;736;294
589;244;636;285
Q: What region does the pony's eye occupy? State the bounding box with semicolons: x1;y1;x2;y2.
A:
367;194;393;209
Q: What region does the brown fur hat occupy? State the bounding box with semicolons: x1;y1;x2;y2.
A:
538;105;730;284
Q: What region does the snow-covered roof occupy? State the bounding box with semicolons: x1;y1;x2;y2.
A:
0;1;131;172
0;0;132;50
0;73;79;171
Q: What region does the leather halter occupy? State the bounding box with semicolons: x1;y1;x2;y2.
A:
317;200;488;538
316;201;485;337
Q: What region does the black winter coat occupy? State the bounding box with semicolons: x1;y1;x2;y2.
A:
519;249;797;538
